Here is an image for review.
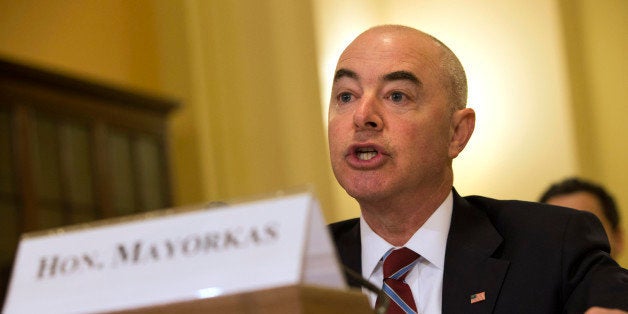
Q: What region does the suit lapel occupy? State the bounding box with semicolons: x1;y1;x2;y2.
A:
442;191;510;314
333;218;363;288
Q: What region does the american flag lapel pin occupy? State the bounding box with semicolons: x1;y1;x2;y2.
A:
470;291;486;304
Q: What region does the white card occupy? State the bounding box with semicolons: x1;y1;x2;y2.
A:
3;192;346;313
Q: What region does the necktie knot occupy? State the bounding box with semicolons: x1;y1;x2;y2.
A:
383;247;420;281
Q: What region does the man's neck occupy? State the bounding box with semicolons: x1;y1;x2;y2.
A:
359;180;452;246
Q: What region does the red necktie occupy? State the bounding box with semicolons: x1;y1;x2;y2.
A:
379;247;419;314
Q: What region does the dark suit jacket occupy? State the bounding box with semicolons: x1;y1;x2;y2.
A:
329;190;628;313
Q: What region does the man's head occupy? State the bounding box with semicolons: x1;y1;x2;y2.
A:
540;177;624;258
327;25;475;209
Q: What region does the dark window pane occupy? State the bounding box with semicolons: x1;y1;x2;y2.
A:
0;110;14;196
58;123;95;223
0;109;17;307
108;130;136;215
31;114;63;228
31;114;96;228
37;201;65;229
135;135;166;211
0;110;18;254
0;199;18;257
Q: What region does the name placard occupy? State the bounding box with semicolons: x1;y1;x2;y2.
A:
2;192;345;313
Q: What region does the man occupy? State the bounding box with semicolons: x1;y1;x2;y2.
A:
540;177;624;259
327;25;628;314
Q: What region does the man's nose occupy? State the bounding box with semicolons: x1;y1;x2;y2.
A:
353;95;383;130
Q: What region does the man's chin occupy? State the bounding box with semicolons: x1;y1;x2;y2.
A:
344;185;389;203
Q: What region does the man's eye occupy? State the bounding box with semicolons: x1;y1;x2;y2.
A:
339;92;353;103
390;92;405;102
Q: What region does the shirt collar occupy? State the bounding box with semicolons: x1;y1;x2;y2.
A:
360;191;453;278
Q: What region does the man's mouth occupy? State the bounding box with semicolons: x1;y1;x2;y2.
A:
356;147;378;161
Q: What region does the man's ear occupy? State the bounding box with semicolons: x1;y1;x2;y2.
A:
449;108;475;158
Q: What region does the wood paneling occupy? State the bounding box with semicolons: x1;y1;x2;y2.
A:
0;58;178;305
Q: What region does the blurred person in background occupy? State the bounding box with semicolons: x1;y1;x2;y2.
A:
540;177;624;259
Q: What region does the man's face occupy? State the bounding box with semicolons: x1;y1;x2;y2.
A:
327;29;458;204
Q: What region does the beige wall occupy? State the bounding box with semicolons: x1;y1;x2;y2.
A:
165;0;334;216
0;0;162;94
0;0;625;265
0;0;336;219
558;0;628;266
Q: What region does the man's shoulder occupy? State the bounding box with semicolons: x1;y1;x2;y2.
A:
461;194;581;219
328;217;360;235
458;194;604;237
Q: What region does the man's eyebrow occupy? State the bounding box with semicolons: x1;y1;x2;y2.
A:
383;71;421;86
334;68;358;82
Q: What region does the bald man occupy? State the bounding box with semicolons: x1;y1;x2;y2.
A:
327;25;628;314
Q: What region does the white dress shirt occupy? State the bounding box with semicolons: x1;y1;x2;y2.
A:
360;191;453;314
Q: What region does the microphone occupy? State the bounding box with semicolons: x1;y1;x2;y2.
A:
342;265;390;314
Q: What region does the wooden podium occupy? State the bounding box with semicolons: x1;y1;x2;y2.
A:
109;285;373;314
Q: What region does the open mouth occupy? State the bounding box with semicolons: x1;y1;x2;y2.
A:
356;147;378;161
